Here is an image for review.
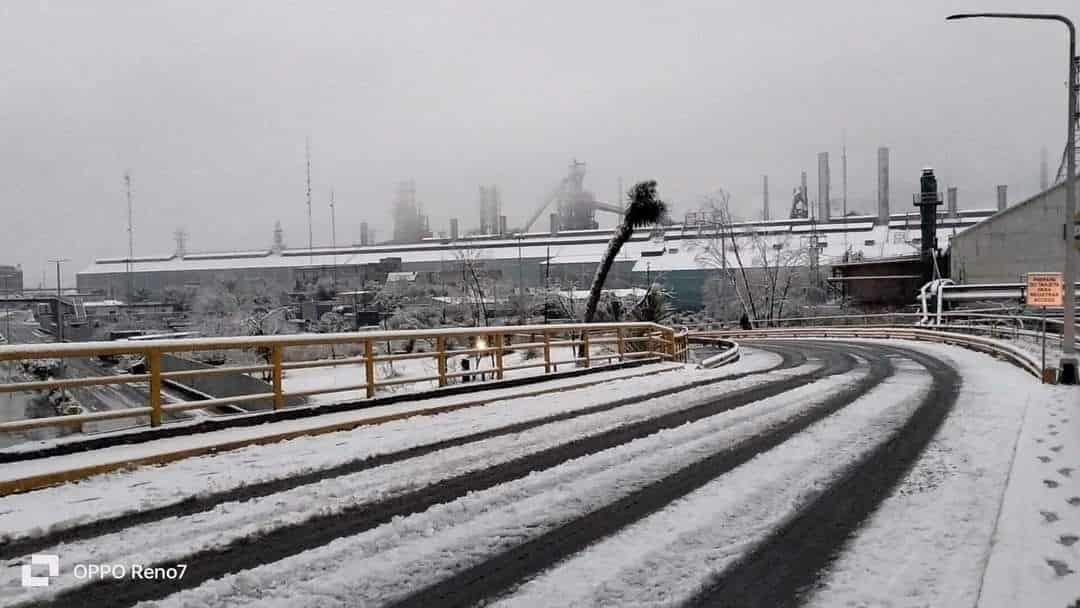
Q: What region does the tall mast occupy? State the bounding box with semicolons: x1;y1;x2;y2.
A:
306;137;313;265
125;172;134;302
330;188;337;285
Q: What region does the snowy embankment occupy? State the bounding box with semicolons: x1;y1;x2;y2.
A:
976;378;1079;608
0;350;789;606
130;355;874;608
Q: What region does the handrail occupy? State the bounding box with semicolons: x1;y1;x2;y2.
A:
0;321;685;437
694;326;1043;379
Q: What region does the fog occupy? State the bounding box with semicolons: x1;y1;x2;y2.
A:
0;0;1074;287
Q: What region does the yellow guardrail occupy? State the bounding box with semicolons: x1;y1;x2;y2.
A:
0;322;689;435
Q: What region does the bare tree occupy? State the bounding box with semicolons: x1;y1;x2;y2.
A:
691;189;812;325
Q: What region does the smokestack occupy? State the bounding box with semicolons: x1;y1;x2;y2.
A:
915;168;942;283
1041;147;1049;191
550;213;559;235
996;185;1007;211
947;187;958;218
877;147;890;225
817;152;830;221
499;215;507;235
762;175;770;221
800;171;808;215
360;221;369;246
449;218;458;241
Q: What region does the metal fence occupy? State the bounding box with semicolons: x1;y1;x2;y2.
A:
0;322;689;436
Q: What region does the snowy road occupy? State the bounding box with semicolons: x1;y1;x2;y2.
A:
0;339;1056;607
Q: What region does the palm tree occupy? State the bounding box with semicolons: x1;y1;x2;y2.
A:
583;180;667;323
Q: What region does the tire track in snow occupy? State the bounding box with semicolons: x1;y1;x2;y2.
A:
383;342;895;608
23;345;850;608
683;342;961;608
0;346;803;562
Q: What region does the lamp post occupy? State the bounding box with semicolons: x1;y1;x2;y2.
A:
947;12;1077;384
48;258;69;343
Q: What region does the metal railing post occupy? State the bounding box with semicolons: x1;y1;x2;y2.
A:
543;331;552;374
364;338;376;398
582;330;591;368
148;349;162;427
436;336;447;387
494;333;505;380
617;327;625;362
271;345;284;411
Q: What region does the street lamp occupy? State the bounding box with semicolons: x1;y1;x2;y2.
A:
48;258;69;343
947;12;1078;385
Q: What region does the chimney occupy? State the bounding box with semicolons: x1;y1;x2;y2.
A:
817;152;830;221
800;171;808;216
550;212;559;235
1041;146;1049;191
877;147;890;225
449;218;458;241
762;175;770;221
996;185;1007;211
947;187;958;218
498;215;507;235
914;168;942;284
360;221;369;246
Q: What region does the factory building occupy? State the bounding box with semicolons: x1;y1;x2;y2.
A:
950;177;1080;284
0;265;23;295
77;209;994;311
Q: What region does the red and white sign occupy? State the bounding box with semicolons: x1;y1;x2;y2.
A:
1026;272;1064;308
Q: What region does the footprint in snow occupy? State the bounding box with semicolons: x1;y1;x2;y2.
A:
1040;456;1053;463
1052;445;1065;452
1046;479;1061;488
1068;497;1080;507
1061;535;1080;547
1043;510;1061;523
1046;558;1074;577
1037;438;1046;444
1061;468;1075;478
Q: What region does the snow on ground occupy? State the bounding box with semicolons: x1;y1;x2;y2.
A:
977;382;1079;608
0;349;780;543
493;352;931;607
284;344;601;406
801;340;1045;607
132;355;874;608
0;349;809;605
0;363;676;538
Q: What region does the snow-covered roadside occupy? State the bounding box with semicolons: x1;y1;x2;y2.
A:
492;354;931;607
132;358;876;608
801;340;1041;607
284;344;620;405
977;382;1079;608
0;362;697;538
0;353;820;605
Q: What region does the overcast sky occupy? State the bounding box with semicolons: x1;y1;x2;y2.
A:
1;0;1075;287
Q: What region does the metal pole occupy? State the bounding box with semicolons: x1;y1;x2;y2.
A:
48;258;68;343
1043;306;1048;383
947;12;1077;384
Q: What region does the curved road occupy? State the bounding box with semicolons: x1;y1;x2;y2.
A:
3;340;963;608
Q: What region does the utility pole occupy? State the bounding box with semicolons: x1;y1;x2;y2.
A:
330;188;337;286
306;137;313;266
842;134;849;249
124;172;134;303
48;258;69;343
